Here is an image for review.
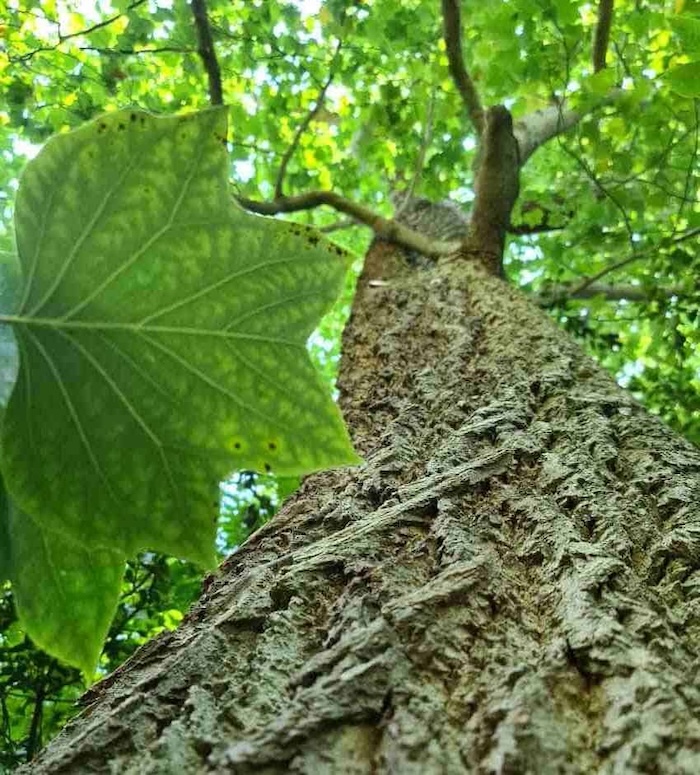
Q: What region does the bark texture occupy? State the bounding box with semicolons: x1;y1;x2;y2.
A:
24;208;700;774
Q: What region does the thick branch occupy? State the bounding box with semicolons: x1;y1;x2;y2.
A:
537;281;685;305
236;192;461;259
593;0;615;73
466;106;520;270
275;42;342;199
441;0;484;136
191;0;223;106
515;90;623;164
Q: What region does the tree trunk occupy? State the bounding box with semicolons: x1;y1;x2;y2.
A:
24;203;700;774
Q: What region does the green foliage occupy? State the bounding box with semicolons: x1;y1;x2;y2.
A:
0;549;204;769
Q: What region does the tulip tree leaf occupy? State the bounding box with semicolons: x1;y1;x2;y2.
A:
0;107;360;668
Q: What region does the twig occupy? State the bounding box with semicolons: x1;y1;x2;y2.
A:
78;46;194;56
441;0;484;136
58;0;147;43
395;90;436;219
508;221;566;235
9;0;147;62
566;226;700;298
319;219;360;233
191;0;223;106
593;0;615;73
236;192;462;259
274;41;342;198
677;100;699;223
537;281;686;305
561;136;636;247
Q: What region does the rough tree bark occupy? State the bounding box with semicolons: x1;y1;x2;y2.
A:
24;111;700;774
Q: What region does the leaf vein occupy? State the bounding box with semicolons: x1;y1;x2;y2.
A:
140;332;278;429
23;328;119;503
55;329;180;498
62;128;210;321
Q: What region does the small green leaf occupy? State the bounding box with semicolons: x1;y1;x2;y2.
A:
671;15;700;55
666;61;700;96
583;69;617;96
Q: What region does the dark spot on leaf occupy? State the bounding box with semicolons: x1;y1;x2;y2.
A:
268;441;277;451
264;463;272;473
130;113;137;122
118;123;125;131
234;442;241;450
98;122;107;132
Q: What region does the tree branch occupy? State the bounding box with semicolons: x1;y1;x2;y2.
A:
514;90;623;164
593;0;615;73
275;41;342;199
9;0;147;62
236;192;462;259
191;0;223;106
537;281;686;305
566;226;700;299
441;0;484;136
58;0;147;43
319;219;359;233
466;106;520;268
394;90;436;219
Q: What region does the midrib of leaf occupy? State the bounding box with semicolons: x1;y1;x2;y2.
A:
2;313;304;444
0;316;302;347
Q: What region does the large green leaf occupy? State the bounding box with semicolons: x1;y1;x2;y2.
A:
0;107;358;576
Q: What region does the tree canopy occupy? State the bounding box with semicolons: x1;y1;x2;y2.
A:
0;0;698;766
